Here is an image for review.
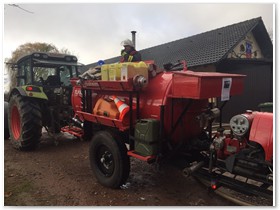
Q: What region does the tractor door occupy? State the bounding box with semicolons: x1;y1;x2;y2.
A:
16;58;32;86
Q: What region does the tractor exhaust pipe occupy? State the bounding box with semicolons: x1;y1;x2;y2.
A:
131;31;136;48
183;161;205;177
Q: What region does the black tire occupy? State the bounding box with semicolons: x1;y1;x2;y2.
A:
4;101;10;139
8;94;42;150
5;128;10;140
89;130;130;188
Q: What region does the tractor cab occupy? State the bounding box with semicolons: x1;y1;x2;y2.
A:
15;52;80;87
13;52;82;107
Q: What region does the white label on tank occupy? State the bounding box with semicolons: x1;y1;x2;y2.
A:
221;78;232;101
121;64;128;81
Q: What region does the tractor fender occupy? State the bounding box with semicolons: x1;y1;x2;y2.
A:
9;86;48;101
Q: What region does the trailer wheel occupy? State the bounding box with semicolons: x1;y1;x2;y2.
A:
89;130;130;188
8;94;42;150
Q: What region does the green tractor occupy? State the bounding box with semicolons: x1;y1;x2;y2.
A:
6;52;81;150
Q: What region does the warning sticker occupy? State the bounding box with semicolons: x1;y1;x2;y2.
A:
221;78;232;101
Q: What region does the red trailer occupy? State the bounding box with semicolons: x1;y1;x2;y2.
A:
62;60;272;199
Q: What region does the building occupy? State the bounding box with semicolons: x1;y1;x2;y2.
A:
83;17;273;121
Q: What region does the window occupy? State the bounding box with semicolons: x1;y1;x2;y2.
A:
18;65;25;86
33;67;56;83
25;63;32;85
59;66;71;86
17;60;31;86
60;66;77;86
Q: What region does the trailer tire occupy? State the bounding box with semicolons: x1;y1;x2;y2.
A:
89;130;130;188
8;94;42;150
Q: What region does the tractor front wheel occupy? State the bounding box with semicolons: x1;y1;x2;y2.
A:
89;130;130;188
8;94;42;150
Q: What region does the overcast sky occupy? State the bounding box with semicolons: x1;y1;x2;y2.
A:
2;3;274;65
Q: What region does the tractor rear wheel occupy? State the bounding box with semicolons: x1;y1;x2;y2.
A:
89;130;130;188
8;94;42;150
4;101;10;139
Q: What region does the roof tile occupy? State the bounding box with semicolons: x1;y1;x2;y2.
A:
83;17;271;71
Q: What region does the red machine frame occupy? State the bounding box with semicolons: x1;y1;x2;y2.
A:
68;61;245;164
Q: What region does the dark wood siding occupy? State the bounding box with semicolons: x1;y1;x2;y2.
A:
217;60;273;122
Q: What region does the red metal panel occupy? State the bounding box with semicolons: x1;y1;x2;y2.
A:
249;112;273;161
172;71;245;99
127;150;155;163
71;83;83;113
76;111;130;131
82;79;136;91
139;72;208;144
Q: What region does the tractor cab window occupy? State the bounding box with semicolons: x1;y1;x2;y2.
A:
59;66;77;86
72;66;79;78
17;60;31;86
18;65;25;86
59;66;70;86
25;63;32;85
33;67;56;84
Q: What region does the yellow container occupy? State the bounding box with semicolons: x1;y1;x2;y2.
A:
121;62;149;82
137;61;148;68
109;63;121;81
101;64;109;81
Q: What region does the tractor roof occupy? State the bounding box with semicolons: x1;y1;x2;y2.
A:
16;52;78;64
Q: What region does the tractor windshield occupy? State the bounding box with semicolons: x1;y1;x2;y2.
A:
33;67;56;81
33;65;78;86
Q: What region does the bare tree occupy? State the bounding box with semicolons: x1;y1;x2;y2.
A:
5;42;73;92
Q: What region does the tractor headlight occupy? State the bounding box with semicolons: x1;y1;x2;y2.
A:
229;114;251;137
